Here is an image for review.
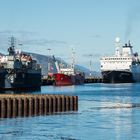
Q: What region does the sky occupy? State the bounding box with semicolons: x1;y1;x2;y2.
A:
0;0;140;71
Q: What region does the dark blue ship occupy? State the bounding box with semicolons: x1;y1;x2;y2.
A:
0;37;41;90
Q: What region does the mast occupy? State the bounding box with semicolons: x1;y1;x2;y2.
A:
47;48;52;73
8;36;16;55
71;48;75;70
89;54;93;76
115;37;120;57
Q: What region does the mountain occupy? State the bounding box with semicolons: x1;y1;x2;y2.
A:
75;65;101;77
30;52;101;77
1;51;101;77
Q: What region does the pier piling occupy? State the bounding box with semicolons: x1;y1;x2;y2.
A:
0;94;78;118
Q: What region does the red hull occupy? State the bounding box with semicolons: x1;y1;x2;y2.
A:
53;73;85;86
54;73;73;86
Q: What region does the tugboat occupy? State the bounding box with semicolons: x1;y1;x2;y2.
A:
0;37;42;90
100;37;140;83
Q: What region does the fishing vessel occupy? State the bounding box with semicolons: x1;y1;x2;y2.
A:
100;37;140;83
0;37;42;90
53;53;85;86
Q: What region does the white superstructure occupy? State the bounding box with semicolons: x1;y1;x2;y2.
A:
100;37;140;82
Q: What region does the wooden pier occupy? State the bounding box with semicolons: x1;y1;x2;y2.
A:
0;94;78;118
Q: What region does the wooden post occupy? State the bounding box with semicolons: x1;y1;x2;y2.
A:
73;96;78;111
24;98;29;117
34;97;39;116
7;98;12;118
1;99;7;118
13;98;18;118
29;98;34;116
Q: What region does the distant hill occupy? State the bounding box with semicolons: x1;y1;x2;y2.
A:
74;65;101;77
0;51;101;77
30;52;101;77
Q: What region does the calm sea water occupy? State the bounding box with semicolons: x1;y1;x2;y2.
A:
1;83;140;140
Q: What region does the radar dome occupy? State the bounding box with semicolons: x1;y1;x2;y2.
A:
115;37;120;43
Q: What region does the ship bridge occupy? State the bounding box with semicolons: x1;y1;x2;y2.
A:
122;41;133;57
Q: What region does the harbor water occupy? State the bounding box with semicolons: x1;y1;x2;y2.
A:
1;83;140;140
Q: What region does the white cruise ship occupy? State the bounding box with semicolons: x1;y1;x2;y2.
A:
100;37;140;83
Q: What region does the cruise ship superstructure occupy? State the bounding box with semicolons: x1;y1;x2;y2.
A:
100;37;140;83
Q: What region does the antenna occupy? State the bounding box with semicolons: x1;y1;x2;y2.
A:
71;48;75;70
10;36;16;48
89;54;93;77
115;37;121;56
47;48;52;73
8;36;16;55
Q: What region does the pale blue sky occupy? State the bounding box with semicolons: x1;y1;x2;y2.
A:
0;0;140;70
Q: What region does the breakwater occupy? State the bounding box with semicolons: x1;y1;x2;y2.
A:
0;94;78;118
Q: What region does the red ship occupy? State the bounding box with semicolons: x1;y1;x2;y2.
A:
53;69;85;86
52;55;85;86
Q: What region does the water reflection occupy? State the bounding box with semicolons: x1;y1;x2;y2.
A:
1;83;140;139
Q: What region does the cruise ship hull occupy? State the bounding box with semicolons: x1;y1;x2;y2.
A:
102;70;133;83
54;73;85;86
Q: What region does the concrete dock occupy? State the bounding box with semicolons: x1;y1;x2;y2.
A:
0;94;78;118
42;77;103;86
84;77;103;83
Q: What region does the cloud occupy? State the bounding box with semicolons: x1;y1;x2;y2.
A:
22;39;67;46
83;53;101;58
0;30;67;47
125;5;140;40
90;34;101;38
0;30;37;37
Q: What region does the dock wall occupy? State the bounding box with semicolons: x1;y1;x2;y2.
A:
0;94;78;118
